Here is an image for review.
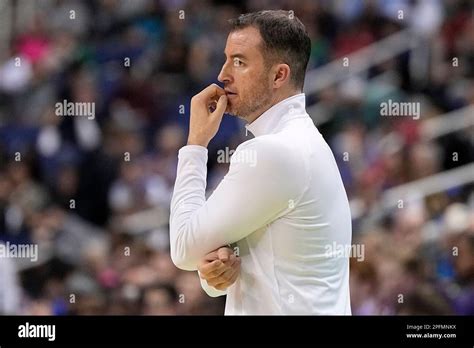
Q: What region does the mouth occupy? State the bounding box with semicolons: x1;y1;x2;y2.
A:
225;89;237;97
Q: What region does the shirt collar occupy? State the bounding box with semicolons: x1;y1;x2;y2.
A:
245;93;306;137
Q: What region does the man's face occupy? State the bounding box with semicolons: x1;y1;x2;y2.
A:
218;26;274;121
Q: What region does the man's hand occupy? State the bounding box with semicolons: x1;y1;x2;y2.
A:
187;84;228;148
198;246;240;291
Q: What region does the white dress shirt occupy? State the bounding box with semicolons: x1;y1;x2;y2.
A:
170;93;352;315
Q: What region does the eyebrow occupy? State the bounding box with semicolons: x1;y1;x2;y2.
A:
224;53;247;60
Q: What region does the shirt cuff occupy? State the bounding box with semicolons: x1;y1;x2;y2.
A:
198;272;227;297
179;145;208;156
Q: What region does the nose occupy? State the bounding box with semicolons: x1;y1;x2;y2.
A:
218;60;232;84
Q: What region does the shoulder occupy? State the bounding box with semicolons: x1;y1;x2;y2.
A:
234;135;305;175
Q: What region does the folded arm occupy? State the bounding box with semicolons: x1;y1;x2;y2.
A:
169;140;301;271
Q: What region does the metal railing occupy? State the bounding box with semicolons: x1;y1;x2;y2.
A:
304;28;420;95
381;163;473;211
421;104;474;140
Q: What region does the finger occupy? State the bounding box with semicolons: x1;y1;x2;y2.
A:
227;269;240;285
204;250;219;262
198;260;226;277
206;264;236;285
211;94;227;117
207;277;221;287
207;265;230;279
223;255;237;267
198;258;216;273
217;247;232;262
214;283;229;291
202;260;227;277
196;84;225;101
212;267;239;289
226;263;241;284
216;272;239;290
226;259;241;279
222;267;235;280
207;272;230;287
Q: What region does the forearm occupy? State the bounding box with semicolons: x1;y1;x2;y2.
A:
170;140;299;271
169;145;209;270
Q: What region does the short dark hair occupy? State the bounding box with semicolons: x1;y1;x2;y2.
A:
229;10;311;90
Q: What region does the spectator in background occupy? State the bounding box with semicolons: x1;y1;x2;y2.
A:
0;249;21;314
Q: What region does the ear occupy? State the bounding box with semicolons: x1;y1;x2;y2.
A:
272;63;291;89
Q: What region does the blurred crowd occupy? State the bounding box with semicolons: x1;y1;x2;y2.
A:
0;0;473;315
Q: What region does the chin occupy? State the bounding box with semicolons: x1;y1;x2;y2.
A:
226;106;238;117
226;104;248;119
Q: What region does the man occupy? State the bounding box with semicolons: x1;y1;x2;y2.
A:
170;10;352;314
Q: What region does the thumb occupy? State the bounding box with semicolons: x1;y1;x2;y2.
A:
212;95;228;119
217;247;231;262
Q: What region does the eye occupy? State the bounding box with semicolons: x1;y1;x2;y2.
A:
233;58;243;67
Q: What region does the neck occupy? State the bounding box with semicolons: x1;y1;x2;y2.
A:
245;88;301;124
